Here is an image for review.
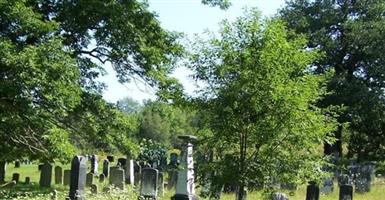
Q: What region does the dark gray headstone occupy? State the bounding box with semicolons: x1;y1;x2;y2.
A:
86;172;93;187
25;177;30;184
169;153;178;166
54;166;63;185
14;160;20;168
140;168;158;198
339;184;353;200
12;173;20;183
63;170;71;186
134;161;141;186
90;155;98;175
306;181;319;200
0;161;5;183
102;159;109;177
99;174;105;183
109;166;125;190
117;158;126;167
68;156;87;200
106;155;114;162
39;163;52;187
38;163;44;171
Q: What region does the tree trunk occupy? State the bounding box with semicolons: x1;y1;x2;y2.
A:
0;161;6;183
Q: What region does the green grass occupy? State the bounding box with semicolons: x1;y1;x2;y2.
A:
2;163;385;199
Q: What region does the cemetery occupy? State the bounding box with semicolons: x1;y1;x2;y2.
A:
2;0;385;199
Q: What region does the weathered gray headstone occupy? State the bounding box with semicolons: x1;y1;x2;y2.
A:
109;166;125;190
171;135;199;200
25;177;30;184
140;168;159;199
86;172;93;187
63;170;71;186
306;181;319;200
14;160;20;168
272;192;288;200
339;184;353;200
39;163;52;187
90;155;98;175
102;159;109;177
0;161;6;183
99;173;105;183
68;156;87;200
54;166;63;185
91;184;98;194
12;173;20;183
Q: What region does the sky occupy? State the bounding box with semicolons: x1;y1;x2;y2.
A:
99;0;286;103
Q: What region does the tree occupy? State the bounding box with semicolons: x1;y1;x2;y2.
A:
188;10;337;199
116;97;142;114
280;0;385;161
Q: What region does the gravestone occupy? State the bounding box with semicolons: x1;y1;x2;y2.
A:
306;181;319;200
86;172;93;187
25;177;30;184
1;180;16;188
0;161;6;183
38;163;44;171
272;192;289;200
39;163;52;187
63;170;71;186
99;174;105;183
117;158;127;167
134;161;141;186
91;184;98;194
68;156;87;200
102;159;109;177
90;155;98;175
140;168;159;199
106;155;114;162
158;171;164;196
167;169;178;189
171;135;199;200
125;158;135;185
109;166;125;190
338;174;352;186
12;173;20;183
339;184;353;200
14;160;20;168
169;153;178;167
54;166;63;185
320;177;333;194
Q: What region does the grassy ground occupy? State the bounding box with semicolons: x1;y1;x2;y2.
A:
1;162;385;199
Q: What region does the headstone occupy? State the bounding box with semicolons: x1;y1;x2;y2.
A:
168;169;178;189
14;160;20;168
25;177;30;184
99;174;105;183
1;180;16;188
109;166;125;190
117;158;127;167
91;184;98;194
102;159;109;177
63;170;71;186
272;192;289;200
125;159;135;185
38;163;44;171
0;161;5;183
140;168;159;199
158;172;164;196
106;155;114;162
306;181;319;200
54;166;63;185
171;135;199;200
68;156;87;200
90;155;98;175
320;177;333;194
338;174;352;186
134;161;141;186
339;184;353;200
39;163;52;187
12;173;20;183
86;172;93;187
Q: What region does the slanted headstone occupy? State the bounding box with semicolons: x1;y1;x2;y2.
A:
86;172;93;187
109;166;125;190
63;170;71;186
54;166;63;185
339;184;353;200
91;184;98;194
25;177;30;184
90;155;98;175
158;172;164;196
106;155;114;162
171;135;199;200
68;156;87;200
12;173;20;184
320;177;334;194
134;161;141;186
0;161;6;183
306;181;319;200
14;160;20;168
102;159;109;177
272;192;289;200
99;174;105;183
140;168;159;199
39;163;52;187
